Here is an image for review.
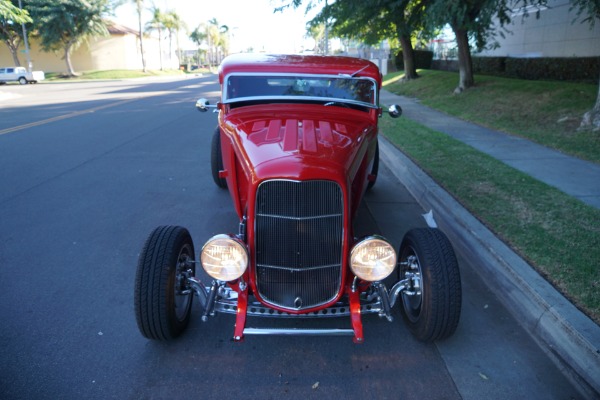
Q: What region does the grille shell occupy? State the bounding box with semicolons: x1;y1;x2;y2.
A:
254;180;344;310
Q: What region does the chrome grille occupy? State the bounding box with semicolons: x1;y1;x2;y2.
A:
255;180;344;310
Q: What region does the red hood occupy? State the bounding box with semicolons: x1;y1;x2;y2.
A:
221;104;376;183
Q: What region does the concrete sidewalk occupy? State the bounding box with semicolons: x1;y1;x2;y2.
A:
380;90;600;209
378;89;600;398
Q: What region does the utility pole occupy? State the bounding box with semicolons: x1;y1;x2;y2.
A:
17;0;32;71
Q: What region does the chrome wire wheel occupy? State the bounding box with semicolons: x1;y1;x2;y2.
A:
399;253;423;323
173;244;194;322
397;228;462;342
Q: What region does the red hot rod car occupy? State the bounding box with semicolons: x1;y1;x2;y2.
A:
134;54;461;343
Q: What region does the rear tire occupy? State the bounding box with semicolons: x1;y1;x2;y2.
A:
18;77;27;85
211;127;227;189
134;226;195;340
398;228;461;342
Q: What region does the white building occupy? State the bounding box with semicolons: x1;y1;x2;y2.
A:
479;0;600;58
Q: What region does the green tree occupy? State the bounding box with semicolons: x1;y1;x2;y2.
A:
189;25;207;66
426;0;548;93
204;18;229;67
163;10;186;65
310;0;427;80
570;0;600;130
281;0;550;92
0;0;29;20
306;22;326;54
28;0;110;76
0;0;32;66
279;0;428;80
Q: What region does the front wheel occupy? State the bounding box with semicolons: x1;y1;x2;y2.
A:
134;225;196;340
398;228;461;342
366;141;379;191
211;127;227;189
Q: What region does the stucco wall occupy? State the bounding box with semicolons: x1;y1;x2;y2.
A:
0;33;178;73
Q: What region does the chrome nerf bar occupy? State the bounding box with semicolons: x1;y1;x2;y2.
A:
187;277;417;322
244;327;355;336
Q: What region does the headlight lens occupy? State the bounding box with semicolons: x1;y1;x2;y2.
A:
200;234;248;281
350;236;397;282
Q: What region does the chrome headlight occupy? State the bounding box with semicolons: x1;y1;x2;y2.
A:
350;236;397;282
200;234;248;281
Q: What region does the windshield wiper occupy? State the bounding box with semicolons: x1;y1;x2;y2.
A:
339;65;369;78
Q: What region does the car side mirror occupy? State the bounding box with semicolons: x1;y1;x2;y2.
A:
196;98;216;112
388;104;402;118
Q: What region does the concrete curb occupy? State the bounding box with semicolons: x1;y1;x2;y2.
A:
379;136;600;398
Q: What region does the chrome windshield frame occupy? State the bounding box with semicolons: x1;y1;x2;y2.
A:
222;72;380;109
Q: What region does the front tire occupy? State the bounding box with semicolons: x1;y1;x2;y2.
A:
134;226;195;340
398;228;461;342
211;127;227;189
366;141;379;191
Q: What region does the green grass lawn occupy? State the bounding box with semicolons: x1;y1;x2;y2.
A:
381;71;600;324
384;70;600;163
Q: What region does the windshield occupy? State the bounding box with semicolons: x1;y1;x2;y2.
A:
224;74;378;107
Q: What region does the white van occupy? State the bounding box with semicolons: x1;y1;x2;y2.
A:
0;67;45;84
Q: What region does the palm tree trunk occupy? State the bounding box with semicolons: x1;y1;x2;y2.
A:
176;30;181;65
137;11;146;73
158;27;163;71
168;31;172;62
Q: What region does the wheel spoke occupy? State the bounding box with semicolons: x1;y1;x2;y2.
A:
174;245;193;321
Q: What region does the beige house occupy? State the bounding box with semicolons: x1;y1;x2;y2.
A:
0;22;179;73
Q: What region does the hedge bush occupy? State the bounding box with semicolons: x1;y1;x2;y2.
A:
472;57;506;75
410;53;598;82
395;49;434;70
504;57;599;82
470;56;599;82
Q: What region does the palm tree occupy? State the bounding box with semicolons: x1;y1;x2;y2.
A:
206;18;229;67
145;6;165;70
163;10;186;65
190;26;207;66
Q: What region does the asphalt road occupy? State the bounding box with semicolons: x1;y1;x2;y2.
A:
0;76;580;399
